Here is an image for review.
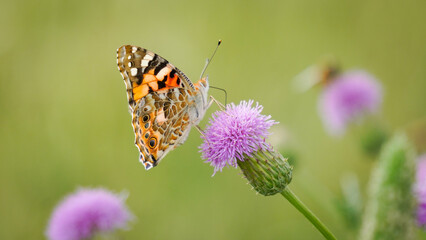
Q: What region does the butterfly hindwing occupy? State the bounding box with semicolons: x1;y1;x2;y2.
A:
132;88;194;169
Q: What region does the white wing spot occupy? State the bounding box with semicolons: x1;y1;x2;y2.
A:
128;62;132;67
156;67;169;80
130;68;138;76
132;47;138;53
128;55;132;60
144;54;154;61
141;59;149;67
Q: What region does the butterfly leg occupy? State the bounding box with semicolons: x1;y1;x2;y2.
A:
195;124;213;147
195;124;206;137
209;96;226;110
209;96;233;118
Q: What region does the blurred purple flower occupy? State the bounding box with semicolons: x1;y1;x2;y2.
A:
200;100;277;174
416;154;426;228
46;188;133;240
318;70;382;136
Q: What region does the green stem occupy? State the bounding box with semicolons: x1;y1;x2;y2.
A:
281;187;337;240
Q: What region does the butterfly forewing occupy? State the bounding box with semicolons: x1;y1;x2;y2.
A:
117;45;195;111
116;45;209;170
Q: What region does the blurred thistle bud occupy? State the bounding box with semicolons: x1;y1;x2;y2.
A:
200;100;293;196
359;123;388;157
360;134;416;240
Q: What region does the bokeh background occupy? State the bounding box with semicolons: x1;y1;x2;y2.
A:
1;0;425;239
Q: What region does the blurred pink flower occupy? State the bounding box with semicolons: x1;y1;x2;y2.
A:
46;188;133;240
416;154;426;228
318;70;382;136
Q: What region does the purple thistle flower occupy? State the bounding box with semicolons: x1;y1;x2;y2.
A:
200;100;277;174
318;70;383;136
416;154;426;228
200;100;292;196
199;100;337;238
46;188;133;240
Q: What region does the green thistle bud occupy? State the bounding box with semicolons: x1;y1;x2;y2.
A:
360;125;388;156
360;133;416;240
238;149;293;196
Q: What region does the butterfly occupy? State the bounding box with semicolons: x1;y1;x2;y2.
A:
292;56;340;92
116;45;211;170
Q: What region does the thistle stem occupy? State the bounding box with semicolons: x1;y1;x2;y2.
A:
281;187;337;240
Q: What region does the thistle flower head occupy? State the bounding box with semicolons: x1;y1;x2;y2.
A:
46;188;133;240
318;70;382;136
416;154;426;228
200;100;277;174
200;100;292;196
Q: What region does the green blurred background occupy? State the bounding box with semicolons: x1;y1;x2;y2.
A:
1;0;425;239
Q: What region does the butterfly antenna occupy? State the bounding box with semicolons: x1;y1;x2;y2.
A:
200;40;222;79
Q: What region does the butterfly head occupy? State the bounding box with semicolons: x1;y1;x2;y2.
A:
196;76;210;105
196;76;209;90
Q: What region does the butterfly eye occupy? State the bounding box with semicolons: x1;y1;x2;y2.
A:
148;137;157;149
142;115;150;122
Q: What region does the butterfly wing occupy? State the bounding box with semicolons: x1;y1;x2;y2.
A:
131;88;196;169
117;45;195;112
117;45;207;170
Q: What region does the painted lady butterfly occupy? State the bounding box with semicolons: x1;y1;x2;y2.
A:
117;45;211;170
293;56;340;92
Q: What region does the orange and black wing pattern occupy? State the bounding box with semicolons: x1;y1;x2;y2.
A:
131;87;195;169
116;45;194;112
116;45;199;169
